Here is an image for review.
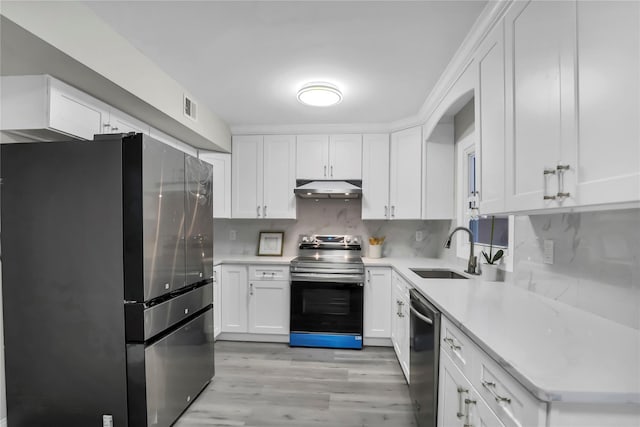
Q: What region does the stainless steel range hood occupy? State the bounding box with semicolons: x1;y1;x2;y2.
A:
294;180;362;199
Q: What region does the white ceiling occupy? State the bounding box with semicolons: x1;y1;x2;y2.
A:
84;1;486;130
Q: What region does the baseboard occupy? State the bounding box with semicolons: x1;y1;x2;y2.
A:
217;332;289;343
363;337;393;347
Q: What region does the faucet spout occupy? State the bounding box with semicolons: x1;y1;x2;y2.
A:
444;226;479;275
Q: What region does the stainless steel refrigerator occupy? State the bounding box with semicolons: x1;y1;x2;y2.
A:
1;133;215;427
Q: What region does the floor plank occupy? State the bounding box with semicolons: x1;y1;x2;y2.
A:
175;341;417;427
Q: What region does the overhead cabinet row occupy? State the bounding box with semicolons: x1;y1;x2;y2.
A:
476;0;639;215
230;127;454;220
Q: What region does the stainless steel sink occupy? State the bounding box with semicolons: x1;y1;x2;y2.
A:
410;268;468;279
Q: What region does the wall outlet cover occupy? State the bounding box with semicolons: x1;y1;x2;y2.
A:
229;230;237;241
416;230;424;242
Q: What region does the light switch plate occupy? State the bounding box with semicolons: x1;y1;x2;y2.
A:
229;230;237;241
543;239;554;264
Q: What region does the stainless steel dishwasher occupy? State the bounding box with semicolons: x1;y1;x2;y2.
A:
409;289;441;427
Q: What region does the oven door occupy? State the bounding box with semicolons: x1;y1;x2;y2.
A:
289;274;364;349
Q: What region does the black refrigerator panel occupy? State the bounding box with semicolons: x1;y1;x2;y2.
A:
185;155;213;286
123;134;187;302
0;141;129;426
127;306;215;427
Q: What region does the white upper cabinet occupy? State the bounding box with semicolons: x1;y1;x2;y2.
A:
296;134;362;180
362;134;391;219
232;135;296;219
200;152;232;218
574;1;640;206
475;20;506;215
422;123;454;219
504;0;577;212
1;75;151;142
390;126;422;219
262;135;297;218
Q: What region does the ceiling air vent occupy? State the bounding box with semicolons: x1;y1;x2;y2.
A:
183;94;197;121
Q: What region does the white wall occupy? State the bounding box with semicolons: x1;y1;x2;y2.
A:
214;198;452;259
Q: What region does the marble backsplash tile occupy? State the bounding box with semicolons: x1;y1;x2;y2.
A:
214;198;451;259
512;209;640;330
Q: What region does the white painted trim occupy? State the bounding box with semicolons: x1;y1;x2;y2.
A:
363;337;392;347
0;417;6;427
217;333;289;343
230;1;513;137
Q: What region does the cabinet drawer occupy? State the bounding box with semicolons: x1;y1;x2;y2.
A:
249;265;289;280
441;316;476;379
473;349;546;427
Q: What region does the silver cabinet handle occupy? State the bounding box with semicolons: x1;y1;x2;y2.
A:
409;304;433;325
481;381;511;403
324;165;327;177
398;300;405;318
257;206;261;217
249;283;254;296
543;168;557;200
103;123;110;128
443;337;461;350
263;205;267;217
456;387;468;418
330;165;333;177
464;398;477;427
556;164;570;198
391;205;396;218
384;205;388;218
396;300;402;317
367;270;371;283
111;127;119;132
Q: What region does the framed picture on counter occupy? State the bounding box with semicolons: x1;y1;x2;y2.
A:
257;231;284;256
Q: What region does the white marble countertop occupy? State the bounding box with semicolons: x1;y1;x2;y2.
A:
214;254;640;404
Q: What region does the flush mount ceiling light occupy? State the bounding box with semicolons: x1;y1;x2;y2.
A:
297;82;342;107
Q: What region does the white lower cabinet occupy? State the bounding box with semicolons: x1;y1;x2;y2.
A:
213;265;222;339
219;264;290;339
248;266;290;334
391;271;410;382
364;267;392;339
438;316;546;427
220;265;249;333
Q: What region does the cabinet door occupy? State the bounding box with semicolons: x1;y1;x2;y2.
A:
504;0;576;211
575;1;640;206
437;352;469;427
399;287;410;381
364;267;392;338
476;21;506;215
200;152;231;218
329;134;362;179
423;123;454;219
362;134;390;219
232;135;263;218
49;79;110;140
213;266;222;338
220;265;248;333
263;135;296;218
296;135;329;179
391;272;403;362
248;280;290;334
107;109;150;135
390;126;422;219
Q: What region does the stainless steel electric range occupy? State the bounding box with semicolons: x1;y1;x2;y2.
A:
289;234;365;349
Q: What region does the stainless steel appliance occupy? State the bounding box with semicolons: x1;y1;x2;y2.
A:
289;234;364;349
1;133;214;427
409;288;442;427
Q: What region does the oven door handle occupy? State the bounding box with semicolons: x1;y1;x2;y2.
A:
291;272;364;284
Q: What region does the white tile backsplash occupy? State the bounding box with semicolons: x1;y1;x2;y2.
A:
214;198;452;258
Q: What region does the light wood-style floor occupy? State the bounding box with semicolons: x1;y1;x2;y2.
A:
175;341;417;427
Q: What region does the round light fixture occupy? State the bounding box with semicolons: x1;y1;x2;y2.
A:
297;82;342;107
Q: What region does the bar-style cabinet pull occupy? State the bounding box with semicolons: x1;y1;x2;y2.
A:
263;205;267;217
257;206;261;217
391;205;396;218
330;165;334;177
324;165;327;177
481;380;511;403
543;168;557;201
384;205;388;218
249;283;254;296
556;164;570;198
456;387;468;418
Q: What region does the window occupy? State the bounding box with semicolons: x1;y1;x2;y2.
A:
456;133;513;270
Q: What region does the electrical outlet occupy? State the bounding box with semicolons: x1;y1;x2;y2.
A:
102;415;113;427
415;231;424;242
229;230;237;241
543;239;554;264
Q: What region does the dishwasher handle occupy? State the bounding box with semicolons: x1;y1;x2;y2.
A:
410;304;433;325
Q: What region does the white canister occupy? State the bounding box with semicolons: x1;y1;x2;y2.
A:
369;244;382;258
